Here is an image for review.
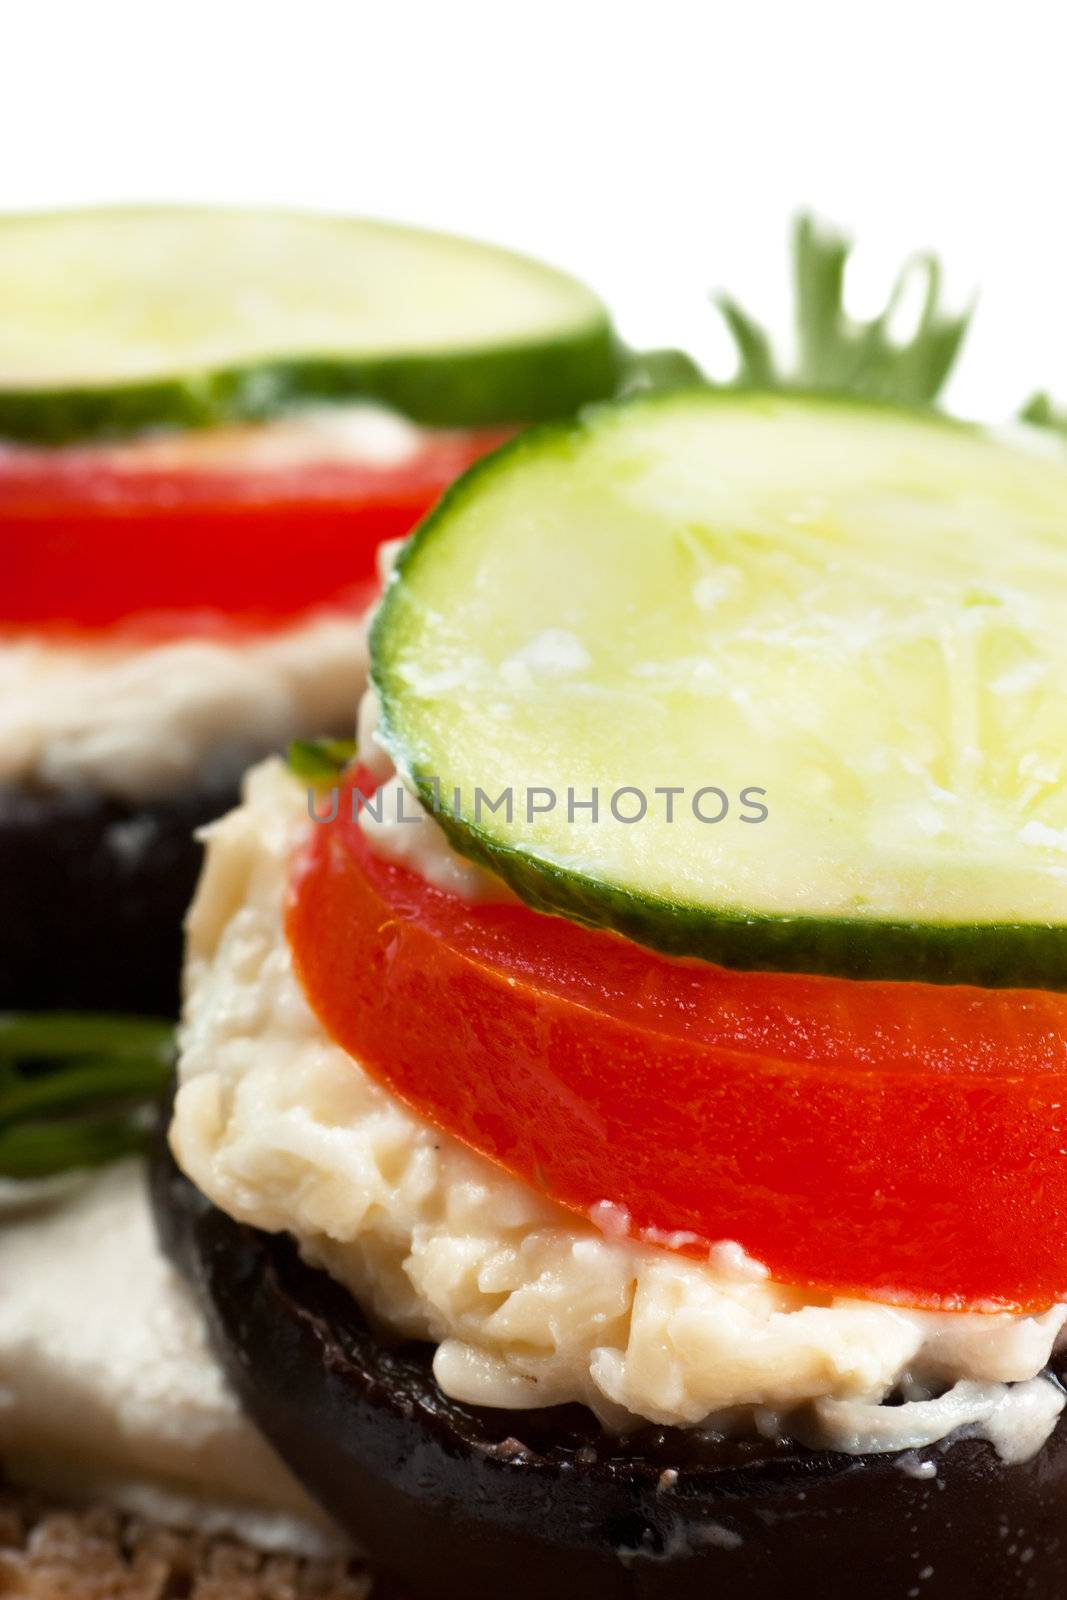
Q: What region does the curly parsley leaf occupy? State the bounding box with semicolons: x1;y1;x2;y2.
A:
1020;392;1067;437
617;215;972;407
615;346;707;398
716;214;973;407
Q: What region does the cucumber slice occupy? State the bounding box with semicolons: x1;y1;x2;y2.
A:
372;392;1067;988
0;208;618;443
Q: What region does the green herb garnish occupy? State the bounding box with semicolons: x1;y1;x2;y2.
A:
619;213;973;407
716;214;973;406
616;346;706;398
0;1012;173;1180
1020;392;1067;438
286;737;359;783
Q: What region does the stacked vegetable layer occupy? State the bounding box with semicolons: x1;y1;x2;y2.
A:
289;391;1067;1312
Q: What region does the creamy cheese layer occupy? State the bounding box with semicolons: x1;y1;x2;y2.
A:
0;615;367;802
0;1159;343;1555
170;761;1067;1460
0;402;424;479
356;681;508;900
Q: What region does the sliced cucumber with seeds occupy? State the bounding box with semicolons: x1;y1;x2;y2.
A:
0;208;619;443
372;391;1067;988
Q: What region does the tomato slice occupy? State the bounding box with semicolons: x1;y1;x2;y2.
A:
0;426;508;640
286;767;1067;1313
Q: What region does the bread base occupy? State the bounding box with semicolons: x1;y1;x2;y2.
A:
0;776;245;1015
0;1487;372;1600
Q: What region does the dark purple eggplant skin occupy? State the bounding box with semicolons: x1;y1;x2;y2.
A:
0;776;240;1015
150;1125;1067;1600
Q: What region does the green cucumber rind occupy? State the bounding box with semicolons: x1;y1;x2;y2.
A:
0;206;621;442
0;324;621;445
372;389;1067;991
425;815;1067;989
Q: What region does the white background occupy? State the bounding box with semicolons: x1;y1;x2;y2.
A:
2;0;1064;421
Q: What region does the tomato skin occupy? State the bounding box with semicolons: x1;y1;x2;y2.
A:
0;429;507;639
286;769;1067;1313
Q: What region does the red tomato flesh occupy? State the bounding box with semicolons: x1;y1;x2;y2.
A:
0;427;507;640
286;767;1067;1313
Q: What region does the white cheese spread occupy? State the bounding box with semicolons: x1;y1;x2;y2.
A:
0;1159;343;1554
0;615;367;802
355;684;505;899
170;760;1067;1460
0;402;424;477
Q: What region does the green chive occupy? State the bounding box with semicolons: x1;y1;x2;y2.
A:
0;1011;172;1065
287;737;358;783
